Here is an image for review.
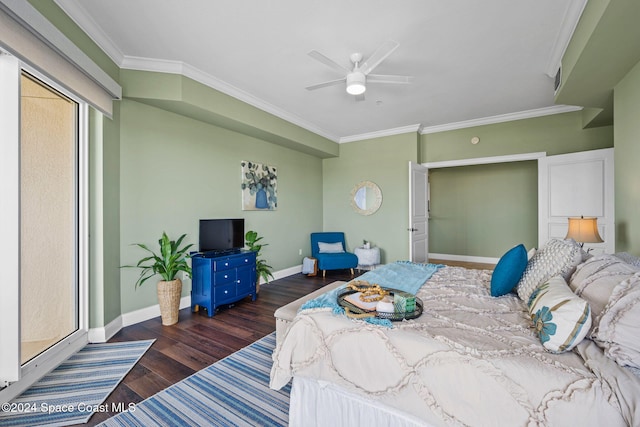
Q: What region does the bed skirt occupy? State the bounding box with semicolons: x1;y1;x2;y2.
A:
289;376;436;427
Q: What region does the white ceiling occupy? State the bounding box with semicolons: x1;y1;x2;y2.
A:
55;0;585;142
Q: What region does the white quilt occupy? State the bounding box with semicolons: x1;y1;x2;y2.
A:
270;266;640;426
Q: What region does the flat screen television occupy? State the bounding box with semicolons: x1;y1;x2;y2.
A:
199;218;245;254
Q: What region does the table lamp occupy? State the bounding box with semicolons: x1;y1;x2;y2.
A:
565;216;604;247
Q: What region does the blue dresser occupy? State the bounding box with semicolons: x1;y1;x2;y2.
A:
191;250;257;317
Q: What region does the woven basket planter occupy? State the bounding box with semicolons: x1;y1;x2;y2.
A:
157;279;182;326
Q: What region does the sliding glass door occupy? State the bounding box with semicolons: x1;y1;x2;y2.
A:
20;72;79;363
0;53;88;402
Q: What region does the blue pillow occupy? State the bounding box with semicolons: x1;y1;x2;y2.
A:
491;244;528;297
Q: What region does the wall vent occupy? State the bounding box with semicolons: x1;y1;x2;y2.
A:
554;66;562;94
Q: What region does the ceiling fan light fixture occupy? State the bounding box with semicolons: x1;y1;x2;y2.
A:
346;71;366;95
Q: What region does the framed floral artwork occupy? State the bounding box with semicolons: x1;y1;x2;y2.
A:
241;160;277;210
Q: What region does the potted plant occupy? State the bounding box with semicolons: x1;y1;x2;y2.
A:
123;232;193;326
245;230;274;291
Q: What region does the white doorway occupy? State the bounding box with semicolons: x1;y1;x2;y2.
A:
422;152;546;263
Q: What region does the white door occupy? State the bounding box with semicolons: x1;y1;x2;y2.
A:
538;148;614;254
0;53;21;386
409;162;429;262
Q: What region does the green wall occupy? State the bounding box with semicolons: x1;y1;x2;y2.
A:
323;133;419;262
119;100;324;312
429;162;538;257
614;59;640;254
558;0;640;255
420;111;613;163
421;111;613;258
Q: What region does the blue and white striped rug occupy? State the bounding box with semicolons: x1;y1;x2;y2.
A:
0;339;154;427
98;332;289;427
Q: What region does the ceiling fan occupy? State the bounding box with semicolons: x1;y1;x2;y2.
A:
306;40;412;99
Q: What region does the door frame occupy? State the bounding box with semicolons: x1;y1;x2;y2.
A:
421;152;546;263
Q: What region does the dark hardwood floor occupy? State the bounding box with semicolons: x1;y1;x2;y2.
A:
84;269;359;426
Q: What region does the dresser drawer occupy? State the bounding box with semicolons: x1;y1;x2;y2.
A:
214;282;237;302
214;254;255;271
214;269;236;285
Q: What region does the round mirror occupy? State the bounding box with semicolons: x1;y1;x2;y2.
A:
350;181;382;215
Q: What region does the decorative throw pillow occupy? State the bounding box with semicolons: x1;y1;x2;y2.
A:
317;242;345;253
516;238;584;303
528;276;592;353
490;244;528;297
591;272;640;368
569;254;639;322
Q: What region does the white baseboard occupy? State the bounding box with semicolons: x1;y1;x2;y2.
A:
89;265;303;342
121;295;192;328
261;264;302;284
429;253;499;265
88;316;122;343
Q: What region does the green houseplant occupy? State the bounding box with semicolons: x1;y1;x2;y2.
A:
124;232;193;325
245;230;274;291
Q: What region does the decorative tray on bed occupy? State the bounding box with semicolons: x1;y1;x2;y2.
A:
337;287;423;321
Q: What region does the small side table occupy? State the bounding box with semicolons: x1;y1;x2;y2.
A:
354;246;380;271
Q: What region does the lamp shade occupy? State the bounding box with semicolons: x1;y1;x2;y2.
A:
346;71;366;95
565;217;604;243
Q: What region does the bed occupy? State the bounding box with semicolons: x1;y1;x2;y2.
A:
270;239;640;426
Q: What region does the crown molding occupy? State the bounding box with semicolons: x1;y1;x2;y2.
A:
339;124;422;143
54;0;125;65
53;0;585;144
544;0;588;77
420;105;582;135
53;1;341;143
121;56;340;142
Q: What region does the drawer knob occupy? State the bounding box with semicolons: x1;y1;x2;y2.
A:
224;290;228;294
237;280;240;284
224;274;228;279
225;262;229;266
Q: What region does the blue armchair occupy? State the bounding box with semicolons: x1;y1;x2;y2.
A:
310;232;358;277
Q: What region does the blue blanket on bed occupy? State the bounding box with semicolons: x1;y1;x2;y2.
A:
300;261;444;327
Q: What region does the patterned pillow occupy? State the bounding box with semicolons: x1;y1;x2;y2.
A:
591;272;640;368
528;276;592;353
516;238;584;303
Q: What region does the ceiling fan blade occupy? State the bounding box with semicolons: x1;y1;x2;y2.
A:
359;40;400;75
305;77;346;91
308;50;349;74
367;74;413;84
